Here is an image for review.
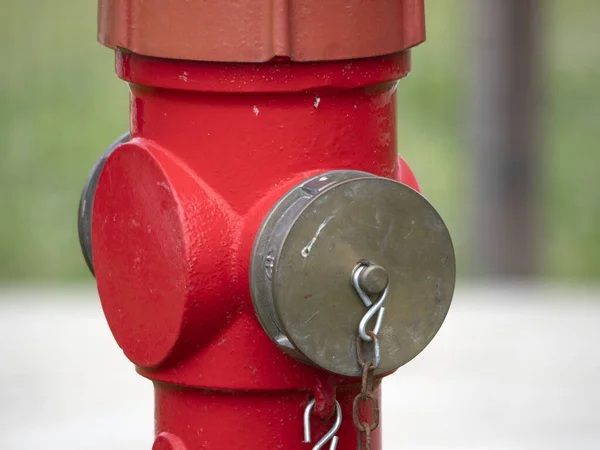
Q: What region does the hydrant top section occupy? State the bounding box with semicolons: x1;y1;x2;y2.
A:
98;0;425;63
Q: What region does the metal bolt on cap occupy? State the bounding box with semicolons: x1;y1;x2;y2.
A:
250;171;456;377
357;264;389;295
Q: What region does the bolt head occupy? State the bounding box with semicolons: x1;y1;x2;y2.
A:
358;264;389;295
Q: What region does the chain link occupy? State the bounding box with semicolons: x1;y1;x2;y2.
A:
353;333;380;450
352;261;387;450
358;425;372;450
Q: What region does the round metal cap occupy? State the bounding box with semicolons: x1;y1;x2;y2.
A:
250;171;456;377
78;132;130;276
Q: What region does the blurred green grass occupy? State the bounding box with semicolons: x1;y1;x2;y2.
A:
0;1;598;281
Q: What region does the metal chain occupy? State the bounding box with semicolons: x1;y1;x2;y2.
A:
353;333;380;450
352;263;387;450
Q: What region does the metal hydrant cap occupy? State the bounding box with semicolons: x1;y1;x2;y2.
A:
250;171;456;377
98;0;425;62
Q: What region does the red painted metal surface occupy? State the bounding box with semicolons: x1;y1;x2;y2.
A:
92;50;421;449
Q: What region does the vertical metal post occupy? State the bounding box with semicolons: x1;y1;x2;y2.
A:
469;0;543;276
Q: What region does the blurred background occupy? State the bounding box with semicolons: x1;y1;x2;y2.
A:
0;1;598;449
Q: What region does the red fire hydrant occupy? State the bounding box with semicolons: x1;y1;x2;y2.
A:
78;1;456;449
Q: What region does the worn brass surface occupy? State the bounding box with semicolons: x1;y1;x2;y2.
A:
250;171;455;376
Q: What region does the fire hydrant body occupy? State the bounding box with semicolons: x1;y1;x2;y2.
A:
81;1;456;449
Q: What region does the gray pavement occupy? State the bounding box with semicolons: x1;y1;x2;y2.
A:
0;284;598;449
